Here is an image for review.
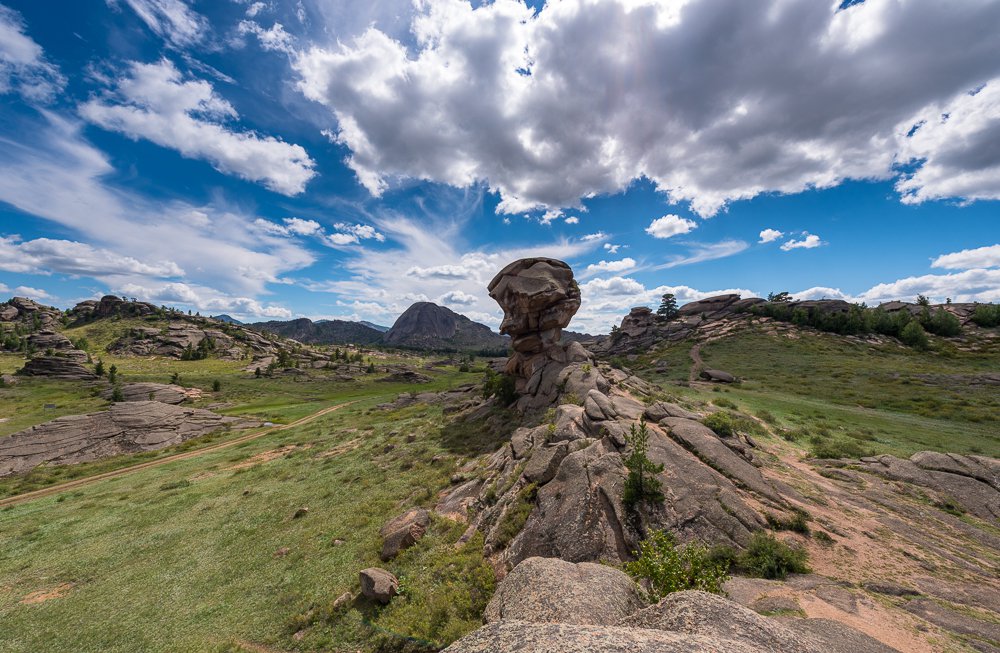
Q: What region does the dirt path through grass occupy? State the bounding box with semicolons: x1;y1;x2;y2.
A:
0;401;355;508
688;342;703;383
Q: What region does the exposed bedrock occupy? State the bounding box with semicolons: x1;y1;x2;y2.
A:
0;401;254;477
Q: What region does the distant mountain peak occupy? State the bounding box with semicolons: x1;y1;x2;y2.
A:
384;301;508;352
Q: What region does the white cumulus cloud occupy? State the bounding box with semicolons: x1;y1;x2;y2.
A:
646;214;697;239
293;0;1000;216
584;257;637;274
780;234;823;251
759;228;784;244
931;244;1000;270
0;5;65;101
80;59;316;195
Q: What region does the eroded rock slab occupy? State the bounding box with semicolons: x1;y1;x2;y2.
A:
0;401;253;476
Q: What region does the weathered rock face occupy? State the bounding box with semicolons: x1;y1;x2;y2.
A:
0;297;63;330
67;296;158;323
99;382;193;405
488;258;581;378
445;560;900;653
17;356;96;380
0;401;253;477
483;557;644;626
107;322;273;360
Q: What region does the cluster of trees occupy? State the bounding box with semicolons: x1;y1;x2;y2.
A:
332;347;365;363
971;303;1000;327
746;298;961;346
180;337;215;360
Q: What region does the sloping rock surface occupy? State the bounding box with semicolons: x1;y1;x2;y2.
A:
0;401;252;476
100;382;191;404
483;556;644;626
18;356;96;380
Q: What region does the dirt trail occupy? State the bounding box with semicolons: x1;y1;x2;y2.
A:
688;342;704;383
0;402;354;508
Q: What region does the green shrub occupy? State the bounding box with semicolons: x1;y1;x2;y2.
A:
970;303;1000;327
738;532;809;580
495;484;537;548
110;385;125;403
482;370;518;406
623;530;730;600
765;510;811;535
810;438;869;459
900;321;929;350
712;397;737;409
212;379;222;392
702;411;761;438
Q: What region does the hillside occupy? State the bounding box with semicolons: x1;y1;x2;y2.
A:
247;317;384;345
1;273;999;653
383;301;510;353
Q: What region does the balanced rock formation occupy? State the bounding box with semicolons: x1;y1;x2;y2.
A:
0;401;253;477
488;258;581;381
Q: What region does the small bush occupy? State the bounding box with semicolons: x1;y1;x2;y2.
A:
212;379;222;392
159;479;191;491
482;370;518;406
738;532;809;580
622;421;664;510
755;409;777;424
702;411;761;438
495;484;537;548
810;438;869;459
765;510;811;535
712;397;737;409
623;530;730;600
900;321;929;350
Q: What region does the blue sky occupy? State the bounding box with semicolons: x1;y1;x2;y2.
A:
0;0;998;333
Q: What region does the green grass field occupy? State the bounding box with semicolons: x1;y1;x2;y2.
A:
636;328;1000;458
0;364;499;652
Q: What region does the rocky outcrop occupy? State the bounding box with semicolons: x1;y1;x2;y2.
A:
99;382;193;405
383;302;508;352
0;297;62;328
483;557;644;626
445;559;900;653
834;452;1000;521
248;317;384;346
0;401;253;477
380;508;430;561
17;356;96;380
359;568;398;604
67;295;157;323
107;322;273;360
699;369;736;383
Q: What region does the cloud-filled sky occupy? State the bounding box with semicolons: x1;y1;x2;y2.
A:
0;0;998;334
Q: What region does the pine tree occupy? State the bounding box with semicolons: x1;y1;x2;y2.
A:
623;420;665;509
656;293;679;320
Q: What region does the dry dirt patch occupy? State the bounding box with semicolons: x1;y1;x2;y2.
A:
316;438;361;459
226;445;299;471
20;582;74;605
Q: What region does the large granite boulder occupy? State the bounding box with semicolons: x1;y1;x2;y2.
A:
483;557;645;626
446;588;900;652
0;401;253;477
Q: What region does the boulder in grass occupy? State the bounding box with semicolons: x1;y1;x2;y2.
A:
380;508;430;561
359;568;399;604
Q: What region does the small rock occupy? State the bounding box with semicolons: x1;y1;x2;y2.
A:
332;538;345;546
380;508;430;561
406;434;417;443
359;567;399;604
273;547;290;558
333;591;353;609
292;507;309;519
700;369;736;383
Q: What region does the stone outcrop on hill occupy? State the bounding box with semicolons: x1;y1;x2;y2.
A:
0;297;62;328
66;295;158;324
384;302;509;352
0;401;254;477
444;558;899;652
99;382;195;405
107;322;276;360
17;356;96;380
248;317;384;345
